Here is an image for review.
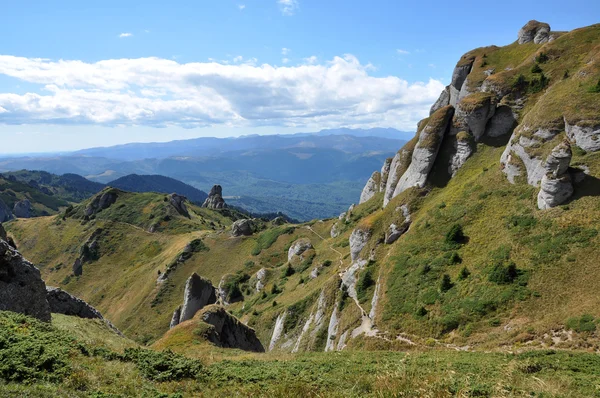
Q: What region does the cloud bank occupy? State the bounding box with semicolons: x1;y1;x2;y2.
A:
0;54;444;131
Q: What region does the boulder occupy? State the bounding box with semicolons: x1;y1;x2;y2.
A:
216;274;244;305
518;20;551;44
255;268;267;292
85;189;118;217
449;58;475;107
72;258;83;276
199;305;265;352
177;273;217;326
385;205;411;244
0;239;51;322
13;199;33;218
168;193;190;218
455;93;496;141
485;105;517;138
231;219;255;237
170;306;182;329
430;86;450;115
349;228;371;262
288;239;313;262
330;222;340;238
449;132;474;177
538;174;573;210
394;106;454;195
46;286;103;319
544;140;572;177
383;147;414;207
565;120;600;152
0;199;13;223
359;171;381;204
202;185;227;209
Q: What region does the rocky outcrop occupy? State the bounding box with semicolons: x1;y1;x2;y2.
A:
330;222;340;238
449;58;475;107
85;189;118;217
455;93;496;141
288;239;313;262
385;205;411;244
46;286;102;319
565;120;600;152
394;106;454;195
349;228;371;262
72;228;103;277
379;158;392;192
271;216;286;226
171;273;217;328
431;86;450;115
537;141;574;209
198;305;264;352
168;193;190;218
383;146;415;207
359;171;381;204
170;306;182;329
449;132;474;177
231;219;256;237
0;199;13;222
269;311;286;351
202;185;227;209
255;268;267;292
341;259;367;301
216;274;244;305
518;20;551;44
0;239;51;322
324;307;339;352
13;199;33;218
485;105;517;138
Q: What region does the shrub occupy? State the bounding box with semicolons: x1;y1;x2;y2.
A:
271;284;281;294
440;274;453;292
535;52;549;63
588;79;600;93
530;73;548;93
416;306;428;317
322;260;333;267
458;267;471;280
489;261;518;284
512;74;528;91
531;63;542;74
282;264;295;278
123;348;202;382
445;224;466;246
566;314;596;333
449;252;462;264
356;268;375;302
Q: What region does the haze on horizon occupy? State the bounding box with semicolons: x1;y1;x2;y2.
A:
0;0;598;154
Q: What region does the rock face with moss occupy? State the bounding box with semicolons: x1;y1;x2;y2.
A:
359;171;381;204
430;86;450;115
85;189;118;217
383;148;413;207
349;228;371;262
385;205;411;244
394;106;454;194
449;58;475;107
455;93;496;141
202;185;227;209
0;239;51;322
231;219;256;237
168;193;190;218
537;141;574;209
0;199;12;223
46;286;103;319
449;132;474;177
565;121;600;152
171;273;217;328
288;239;313;262
518;20;551;44
13;199;33;218
198;305;265;352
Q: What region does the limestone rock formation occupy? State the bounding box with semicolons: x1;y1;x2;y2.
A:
485;105;517;138
85;189;118;217
359;171;381;204
379;158;392;192
449;58;475;107
565;120;600;152
394;106;454;195
216;274;245;305
172;273;217;328
455;93;496;141
385;205;411;244
288;239;313;262
330;222;340;238
199;305;265;352
518;20;551;44
202;185;227;209
0;239;51;322
13;199;33;218
537;141;574;209
449;132;474;177
170;306;182;329
349;228;371;262
430;86;450;115
271;216;286;226
71;228;103;277
46;286;103;319
168;193;190;218
231;219;256;237
255;268;267;292
0;199;13;223
383;146;415;207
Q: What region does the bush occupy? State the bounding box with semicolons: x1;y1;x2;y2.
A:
489;262;518;284
123;348;203;382
530;73;548;93
440;274;453;292
271;284;281;294
531;63;542;74
322;260;333;267
445;224;466;246
356;268;375;302
449;252;462;264
282;264;295;278
458;267;471;280
535;52;549;63
416;306;428;317
588;79;600;93
566;314;596;333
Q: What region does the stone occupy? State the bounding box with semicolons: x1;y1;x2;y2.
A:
216;274;244;306
385;205;411;244
0;199;13;223
430;86;450;115
170;306;182;329
0;239;51;322
177;273;217;325
449;58;475;107
199;305;265;352
85;189;118;217
455;94;496;141
168;193;190;218
349;228;371;262
544;140;572;177
379;158;393;192
538;174;573;209
13;199;33;218
449;133;474;176
518;20;551;44
565;120;600;152
330;222;340;238
231;219;256;237
255;268;267;292
72;258;83;276
394;106;454;195
359;171;380;204
383;147;414;207
288;239;313;262
485;105;517;138
46;286;102;319
202;185;227;209
309;266;322;279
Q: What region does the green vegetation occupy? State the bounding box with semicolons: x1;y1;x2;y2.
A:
566;314;597;333
252;226;294;255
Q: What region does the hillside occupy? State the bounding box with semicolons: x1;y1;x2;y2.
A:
0;174;71;220
2;20;600;397
108;174;208;204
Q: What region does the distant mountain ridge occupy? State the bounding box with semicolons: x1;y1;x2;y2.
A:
108;174;208;204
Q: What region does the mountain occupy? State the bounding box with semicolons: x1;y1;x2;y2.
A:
108;174;208;204
0;174;72;220
2;170;105;202
3;20;600;397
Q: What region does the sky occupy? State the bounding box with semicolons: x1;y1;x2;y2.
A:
0;0;598;154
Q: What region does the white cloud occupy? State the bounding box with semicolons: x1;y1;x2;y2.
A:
233;55;244;63
281;47;290;55
304;56;318;65
118;33;132;38
277;0;298;15
0;54;445;131
238;4;245;10
396;49;410;55
282;58;290;64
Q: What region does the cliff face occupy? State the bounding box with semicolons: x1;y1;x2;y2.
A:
361;20;600;211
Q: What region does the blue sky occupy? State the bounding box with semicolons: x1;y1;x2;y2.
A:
0;0;598;154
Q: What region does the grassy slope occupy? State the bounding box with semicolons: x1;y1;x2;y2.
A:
0;176;71;216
